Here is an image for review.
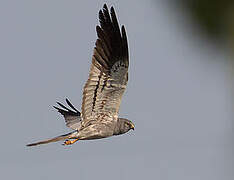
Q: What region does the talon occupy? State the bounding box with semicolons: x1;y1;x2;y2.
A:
62;140;70;146
62;139;78;146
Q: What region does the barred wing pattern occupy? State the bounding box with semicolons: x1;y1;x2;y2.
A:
81;5;129;126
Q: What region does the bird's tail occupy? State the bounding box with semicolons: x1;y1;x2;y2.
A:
26;131;76;147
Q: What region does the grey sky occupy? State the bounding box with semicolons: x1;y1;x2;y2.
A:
0;0;233;180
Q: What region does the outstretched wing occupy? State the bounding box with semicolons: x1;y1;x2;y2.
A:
53;99;82;130
81;4;129;126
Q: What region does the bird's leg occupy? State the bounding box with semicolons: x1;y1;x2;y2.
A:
63;138;79;145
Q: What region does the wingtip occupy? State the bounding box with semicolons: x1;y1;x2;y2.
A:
65;98;70;104
96;25;100;31
103;4;109;14
103;4;108;10
57;101;65;108
121;25;126;33
65;98;79;113
110;6;115;13
99;9;103;15
53;105;59;110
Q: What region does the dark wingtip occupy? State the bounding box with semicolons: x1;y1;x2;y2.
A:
121;25;126;36
110;6;114;13
65;98;71;104
53;99;80;116
56;101;70;111
103;4;108;10
99;9;102;16
53;106;59;110
65;98;79;113
103;4;110;15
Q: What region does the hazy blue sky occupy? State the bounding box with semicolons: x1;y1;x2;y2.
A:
0;0;233;180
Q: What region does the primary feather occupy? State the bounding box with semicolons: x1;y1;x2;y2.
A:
53;99;81;130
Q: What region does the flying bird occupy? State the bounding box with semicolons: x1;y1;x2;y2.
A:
27;4;134;146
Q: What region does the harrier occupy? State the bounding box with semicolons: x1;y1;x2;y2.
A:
27;4;134;146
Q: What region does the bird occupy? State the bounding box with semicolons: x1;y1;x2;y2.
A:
27;4;134;147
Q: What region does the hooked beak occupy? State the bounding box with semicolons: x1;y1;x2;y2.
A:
130;122;135;130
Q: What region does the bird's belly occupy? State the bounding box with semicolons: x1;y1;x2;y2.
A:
78;123;114;140
82;134;109;140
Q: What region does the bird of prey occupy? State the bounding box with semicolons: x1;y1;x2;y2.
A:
27;4;134;147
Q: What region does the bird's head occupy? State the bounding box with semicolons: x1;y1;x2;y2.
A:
114;118;135;135
124;119;135;131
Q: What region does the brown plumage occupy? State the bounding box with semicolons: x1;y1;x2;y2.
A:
27;4;134;147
